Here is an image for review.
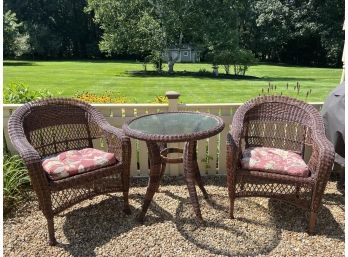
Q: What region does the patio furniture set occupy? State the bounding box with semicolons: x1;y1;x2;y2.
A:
8;96;335;246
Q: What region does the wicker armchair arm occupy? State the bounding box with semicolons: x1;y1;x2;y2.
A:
10;137;50;189
98;122;131;164
11;137;42;165
227;131;241;154
308;131;335;178
87;107;130;163
226;104;247;175
227;131;243;174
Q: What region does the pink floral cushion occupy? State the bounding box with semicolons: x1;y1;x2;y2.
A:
42;148;117;180
241;147;309;177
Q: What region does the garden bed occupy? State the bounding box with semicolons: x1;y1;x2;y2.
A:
4;176;344;256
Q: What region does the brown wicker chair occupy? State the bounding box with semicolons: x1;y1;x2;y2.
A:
227;96;335;234
8;98;131;245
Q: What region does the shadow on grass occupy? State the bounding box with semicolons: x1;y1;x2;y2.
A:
3;61;36;66
260;76;315;82
127;70;315;82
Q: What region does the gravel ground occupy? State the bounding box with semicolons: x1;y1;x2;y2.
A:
4;176;344;257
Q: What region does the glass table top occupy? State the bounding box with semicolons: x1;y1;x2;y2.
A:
127;112;223;137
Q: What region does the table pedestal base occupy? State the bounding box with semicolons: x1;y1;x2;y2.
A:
138;140;208;223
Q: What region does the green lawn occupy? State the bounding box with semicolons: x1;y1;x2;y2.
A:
3;60;342;103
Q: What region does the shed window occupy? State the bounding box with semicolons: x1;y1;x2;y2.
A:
183;51;189;56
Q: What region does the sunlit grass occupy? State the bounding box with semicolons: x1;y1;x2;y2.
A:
3;60;342;103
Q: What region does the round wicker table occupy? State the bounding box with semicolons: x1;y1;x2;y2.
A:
123;111;225;223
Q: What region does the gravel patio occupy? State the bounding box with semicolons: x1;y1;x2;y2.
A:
4;176;344;257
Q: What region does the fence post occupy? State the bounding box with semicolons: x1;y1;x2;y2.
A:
165;91;181;176
166;91;180;112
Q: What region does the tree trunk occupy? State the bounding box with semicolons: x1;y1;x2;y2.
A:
168;61;175;73
224;65;230;75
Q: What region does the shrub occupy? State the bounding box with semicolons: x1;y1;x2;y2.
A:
232;49;257;76
4;155;30;212
148;51;164;72
4;82;53;104
209;48;258;76
213;50;234;75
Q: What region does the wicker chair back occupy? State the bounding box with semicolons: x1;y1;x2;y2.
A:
242;101;313;155
22;102;102;157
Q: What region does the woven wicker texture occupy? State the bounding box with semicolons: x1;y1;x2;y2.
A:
227;95;335;234
8;98;131;245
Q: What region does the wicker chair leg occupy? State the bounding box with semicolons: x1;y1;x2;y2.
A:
227;171;236;219
227;176;236;219
46;216;57;246
308;211;317;234
229;194;236;219
123;191;131;215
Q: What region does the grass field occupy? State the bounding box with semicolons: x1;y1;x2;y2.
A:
3;60;342;103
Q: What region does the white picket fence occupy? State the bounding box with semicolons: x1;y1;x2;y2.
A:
3;95;323;177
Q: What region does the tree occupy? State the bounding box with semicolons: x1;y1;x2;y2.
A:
5;0;101;58
313;0;344;66
248;0;344;66
87;0;163;55
3;10;29;58
87;0;239;73
252;0;290;62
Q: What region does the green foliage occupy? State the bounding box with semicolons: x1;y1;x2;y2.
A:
5;0;101;58
250;0;344;66
232;49;258;76
147;51;164;72
87;0;239;72
3;10;29;57
4;0;344;66
3;155;30;212
212;50;235;75
4;82;53;104
87;0;164;56
211;49;257;76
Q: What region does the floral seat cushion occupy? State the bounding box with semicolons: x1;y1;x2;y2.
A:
241;147;309;177
42;148;117;180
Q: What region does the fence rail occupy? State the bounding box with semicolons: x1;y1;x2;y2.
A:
3;93;323;177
